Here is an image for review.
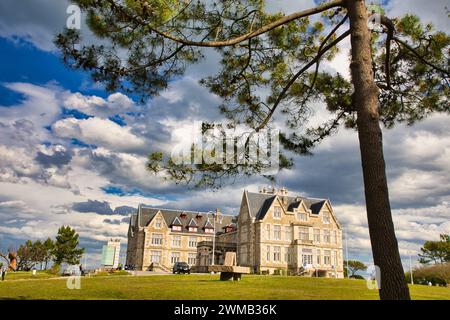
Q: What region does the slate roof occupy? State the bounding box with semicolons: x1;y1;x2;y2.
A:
135;206;236;234
245;191;328;220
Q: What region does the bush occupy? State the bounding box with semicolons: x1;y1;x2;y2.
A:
350;275;365;280
406;263;450;287
47;264;61;275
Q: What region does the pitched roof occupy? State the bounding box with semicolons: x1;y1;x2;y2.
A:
204;219;214;228
187;217;198;227
245;191;328;220
136;206;236;234
171;216;182;226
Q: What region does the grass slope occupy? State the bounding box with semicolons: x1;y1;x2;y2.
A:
0;274;449;300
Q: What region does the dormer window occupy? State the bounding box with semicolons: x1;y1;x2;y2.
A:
204;228;214;234
187;217;198;233
171;216;182;231
297;212;308;221
273;206;281;219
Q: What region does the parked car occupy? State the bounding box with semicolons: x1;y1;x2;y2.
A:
61;265;81;276
173;262;190;274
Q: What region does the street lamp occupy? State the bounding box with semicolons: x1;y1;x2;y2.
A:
207;209;222;266
344;227;349;278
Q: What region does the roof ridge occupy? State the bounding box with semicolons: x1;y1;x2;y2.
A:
139;205;236;217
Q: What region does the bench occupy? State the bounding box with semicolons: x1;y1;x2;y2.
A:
208;252;250;281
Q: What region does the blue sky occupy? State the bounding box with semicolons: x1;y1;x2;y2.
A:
0;0;449;269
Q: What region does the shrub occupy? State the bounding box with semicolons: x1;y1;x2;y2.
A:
350;275;365;280
406;263;450;286
47;264;61;275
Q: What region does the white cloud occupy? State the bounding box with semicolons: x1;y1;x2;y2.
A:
52;117;146;153
63;92;134;118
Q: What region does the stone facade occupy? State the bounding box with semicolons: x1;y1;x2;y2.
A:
126;188;344;278
237;188;344;277
125;206;236;272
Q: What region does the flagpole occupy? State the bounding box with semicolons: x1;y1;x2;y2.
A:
409;250;414;285
345;228;349;278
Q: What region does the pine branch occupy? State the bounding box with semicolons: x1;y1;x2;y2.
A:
107;0;345;47
256;29;351;131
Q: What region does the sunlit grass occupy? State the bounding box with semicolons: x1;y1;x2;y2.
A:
0;274;448;300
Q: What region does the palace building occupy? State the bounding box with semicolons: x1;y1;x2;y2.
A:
125;207;236;272
126;187;344;277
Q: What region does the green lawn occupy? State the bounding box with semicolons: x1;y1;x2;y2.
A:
0;274;448;300
3;271;59;281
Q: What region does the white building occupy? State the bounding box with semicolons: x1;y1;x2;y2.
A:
101;239;121;269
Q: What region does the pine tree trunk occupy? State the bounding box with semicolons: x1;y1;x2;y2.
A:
345;0;410;300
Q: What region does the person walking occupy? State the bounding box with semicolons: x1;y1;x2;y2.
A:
1;264;6;281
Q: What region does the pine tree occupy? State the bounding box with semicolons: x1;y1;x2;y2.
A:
55;0;449;299
52;226;84;266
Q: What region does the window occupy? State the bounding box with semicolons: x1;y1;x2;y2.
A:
188;236;197;248
331;230;337;244
188;253;196;266
151;233;163;245
188;227;197;232
273;206;281;219
172;225;182;231
284;226;292;241
324;230;331;243
273;225;281;240
323;211;331;224
205;228;214;234
266;245;270;261
273;246;281;262
172;235;181;247
324;250;331;265
171;252;180;264
316;249;321;265
298;227;309;240
150;250;161;263
297;212;308;221
266;225;271;240
302;248;313;266
284;247;291;263
313;229;321;242
332;251;337;267
155;218;162;228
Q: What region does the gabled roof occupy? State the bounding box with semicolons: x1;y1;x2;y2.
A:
245;191;329;220
135;206;235;234
187;217;198;227
204;219;213;228
171;216;182;226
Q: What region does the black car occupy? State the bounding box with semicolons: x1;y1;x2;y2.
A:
172;262;190;274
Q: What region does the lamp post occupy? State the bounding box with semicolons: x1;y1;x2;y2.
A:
212;212;216;266
409;250;414;285
207;209;222;267
344;228;349;278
